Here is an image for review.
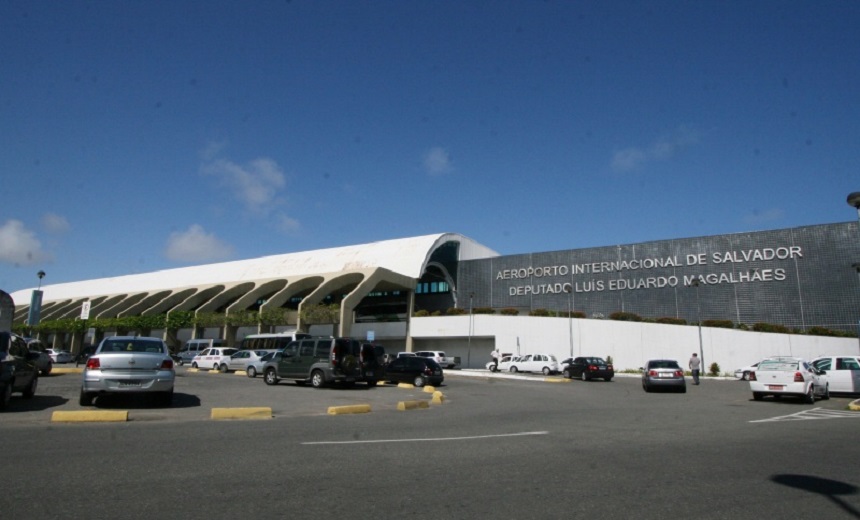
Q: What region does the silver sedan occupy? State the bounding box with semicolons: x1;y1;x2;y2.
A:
80;336;175;406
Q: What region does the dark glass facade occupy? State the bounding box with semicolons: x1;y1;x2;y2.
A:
457;222;860;332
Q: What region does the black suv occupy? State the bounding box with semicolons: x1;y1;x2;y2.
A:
0;331;39;410
262;337;383;388
384;356;444;387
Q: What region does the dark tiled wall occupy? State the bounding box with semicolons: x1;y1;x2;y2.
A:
458;222;860;331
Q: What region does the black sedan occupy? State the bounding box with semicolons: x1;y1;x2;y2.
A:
384;357;444;387
562;356;614;381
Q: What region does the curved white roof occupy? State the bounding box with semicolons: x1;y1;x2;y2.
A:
10;233;498;303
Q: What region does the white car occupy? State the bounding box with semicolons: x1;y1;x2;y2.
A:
507;354;560;375
45;348;74;364
749;356;829;403
487;355;515;372
414;350;457;369
734;361;761;380
811;356;860;394
191;347;239;371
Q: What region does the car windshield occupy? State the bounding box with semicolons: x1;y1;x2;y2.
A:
100;339;164;353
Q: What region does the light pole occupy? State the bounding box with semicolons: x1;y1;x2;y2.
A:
690;276;704;376
564;284;573;358
467;292;474;368
37;270;46;290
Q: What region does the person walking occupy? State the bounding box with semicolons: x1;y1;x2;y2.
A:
689;353;701;385
491;348;501;371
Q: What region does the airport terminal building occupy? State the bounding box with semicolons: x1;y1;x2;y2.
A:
7;221;860;368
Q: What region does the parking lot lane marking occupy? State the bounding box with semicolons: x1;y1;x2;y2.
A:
751;407;860;423
327;404;372;415
302;431;549;445
211;407;272;420
397;400;430;411
51;411;129;423
543;378;571;383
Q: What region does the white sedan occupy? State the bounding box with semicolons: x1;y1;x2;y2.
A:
46;348;74;363
734;361;761;380
811;356;860;394
506;354;560;375
749;356;829;403
191;347;239;371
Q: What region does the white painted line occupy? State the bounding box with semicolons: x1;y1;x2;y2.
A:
302;431;549;446
751;407;860;423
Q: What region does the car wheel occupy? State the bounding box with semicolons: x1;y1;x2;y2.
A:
604;377;613;382
177;359;184;366
42;362;53;376
510;366;518;373
753;392;763;401
822;384;830;400
742;371;750;381
191;362;198;368
213;363;220;371
22;375;37;399
642;383;651;393
413;375;426;387
542;367;551;375
679;386;687;393
247;366;257;378
264;368;279;386
490;365;497;373
367;380;378;387
563;369;572;379
311;370;325;389
219;364;228;373
0;382;12;410
581;372;589;382
79;389;95;406
804;386;815;404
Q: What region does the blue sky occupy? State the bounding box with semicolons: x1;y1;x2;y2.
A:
2;1;859;294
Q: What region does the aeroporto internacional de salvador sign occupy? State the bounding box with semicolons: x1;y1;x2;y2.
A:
499;246;803;296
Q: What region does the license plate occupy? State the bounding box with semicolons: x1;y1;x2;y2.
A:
659;373;671;378
768;385;784;390
119;380;141;387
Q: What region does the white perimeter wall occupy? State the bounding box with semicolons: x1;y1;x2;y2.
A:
410;315;860;372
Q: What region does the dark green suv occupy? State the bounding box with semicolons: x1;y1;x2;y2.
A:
0;331;39;410
262;337;382;388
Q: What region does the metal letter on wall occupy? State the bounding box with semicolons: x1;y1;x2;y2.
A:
0;290;13;333
27;289;43;327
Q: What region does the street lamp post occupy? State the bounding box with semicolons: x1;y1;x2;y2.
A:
467;292;474;368
690;277;705;376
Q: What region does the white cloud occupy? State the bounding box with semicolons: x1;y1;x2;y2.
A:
276;214;301;234
611;126;699;172
423;146;452;175
164;224;234;263
41;213;70;234
202;157;286;211
0;219;52;265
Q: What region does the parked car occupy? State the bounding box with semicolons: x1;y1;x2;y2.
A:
811;356;860;394
733;361;761;381
487;355;514;372
263;337;381;388
749;356;829;403
641;359;686;393
45;348;74;364
79;336;175;406
384;356;444;387
0;331;39;410
23;337;52;375
562;356;614;381
414;350;458;369
177;338;227;365
226;349;275;377
506;354;560;375
191;347;239;371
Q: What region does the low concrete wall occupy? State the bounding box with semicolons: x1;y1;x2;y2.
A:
410;315;859;372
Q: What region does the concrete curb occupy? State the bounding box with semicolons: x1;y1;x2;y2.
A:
327;404;372;415
397;400;430;411
51;367;83;375
431;391;445;404
211;407;272;420
51;410;128;423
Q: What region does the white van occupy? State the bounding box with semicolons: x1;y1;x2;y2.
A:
178;338;225;365
238;331;312;351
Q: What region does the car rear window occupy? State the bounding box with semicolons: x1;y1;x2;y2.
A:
759;361;799;371
100;339;164;353
649;360;680;369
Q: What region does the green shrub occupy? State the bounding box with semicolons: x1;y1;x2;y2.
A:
702;319;734;329
528;308;552;317
708;362;720;377
558;310;586;318
446;307;467;316
473;307;496;314
431;310;442;316
500;308;519;316
752;322;790;334
609;311;642;322
413;309;430;317
656;317;687;325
